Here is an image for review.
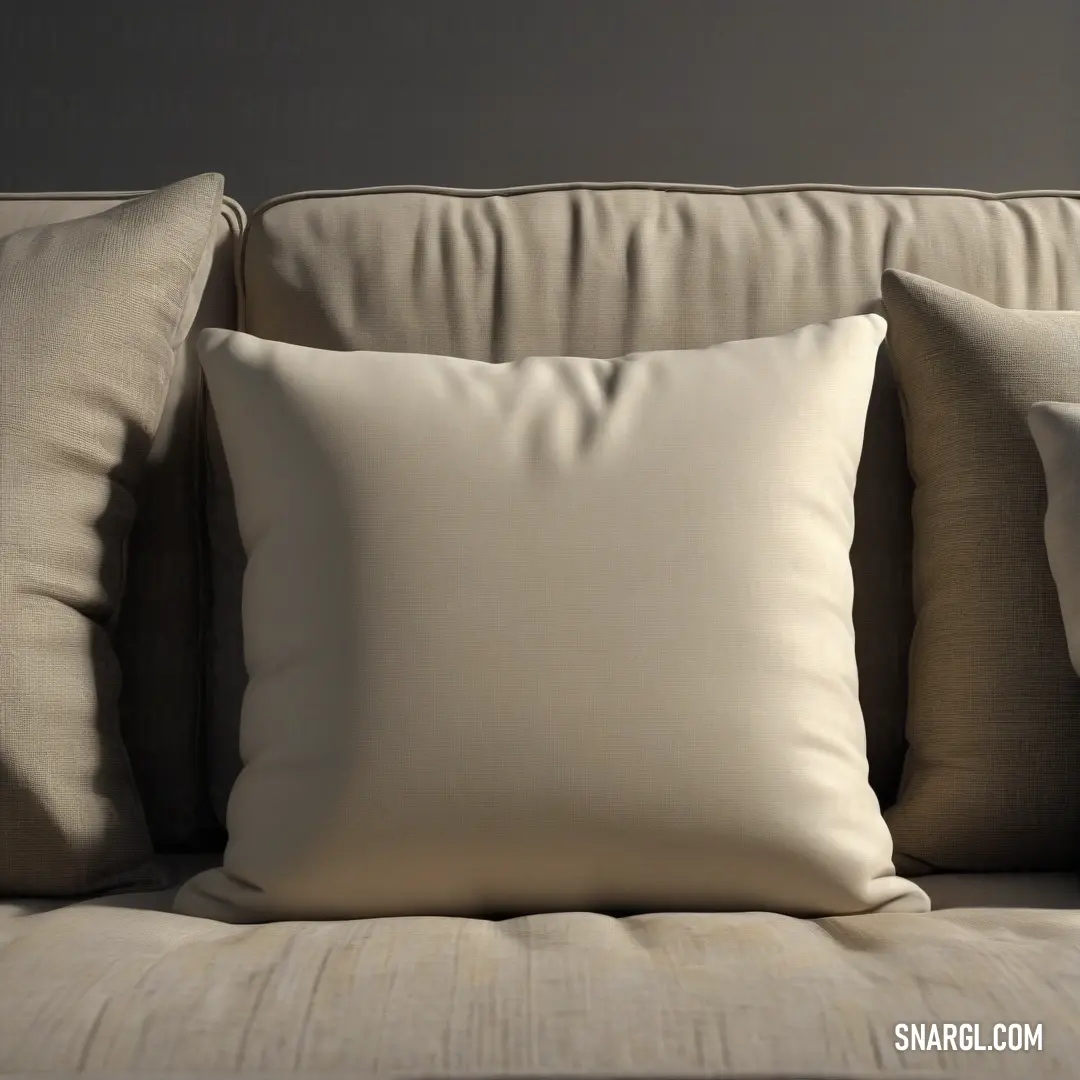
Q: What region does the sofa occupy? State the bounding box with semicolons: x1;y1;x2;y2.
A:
0;174;1078;1079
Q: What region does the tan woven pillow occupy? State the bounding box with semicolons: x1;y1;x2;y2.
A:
175;316;927;922
882;269;1080;873
0;174;224;895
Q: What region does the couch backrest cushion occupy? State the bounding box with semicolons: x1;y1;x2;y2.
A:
223;182;1080;825
0;188;243;854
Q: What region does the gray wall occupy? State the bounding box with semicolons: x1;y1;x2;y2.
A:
2;0;1078;210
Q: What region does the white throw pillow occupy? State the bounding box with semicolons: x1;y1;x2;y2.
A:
175;316;927;922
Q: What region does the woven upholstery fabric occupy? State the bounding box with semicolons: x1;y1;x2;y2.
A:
0;192;242;853
217;183;1080;830
882;270;1080;873
0;173;224;894
177;316;927;923
0;872;1077;1076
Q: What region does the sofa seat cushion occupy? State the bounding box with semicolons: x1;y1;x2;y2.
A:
0;867;1076;1077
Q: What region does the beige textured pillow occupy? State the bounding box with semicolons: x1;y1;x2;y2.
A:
881;269;1080;873
176;316;927;922
0;174;224;895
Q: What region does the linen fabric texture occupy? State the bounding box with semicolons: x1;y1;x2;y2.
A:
0;878;1075;1075
177;315;927;922
882;269;1080;873
0;173;224;895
